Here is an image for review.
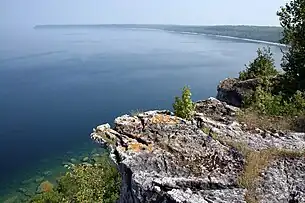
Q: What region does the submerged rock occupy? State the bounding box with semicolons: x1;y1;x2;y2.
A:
82;157;89;162
17;188;27;194
42;170;52;176
35;176;44;183
62;161;71;166
3;195;19;203
21;178;34;185
70;158;78;164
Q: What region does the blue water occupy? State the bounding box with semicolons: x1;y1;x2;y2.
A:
0;27;282;197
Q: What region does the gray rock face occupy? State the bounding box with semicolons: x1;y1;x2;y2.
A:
257;157;305;203
216;78;259;107
195;97;239;123
195;99;305;151
91;98;305;203
91;110;246;203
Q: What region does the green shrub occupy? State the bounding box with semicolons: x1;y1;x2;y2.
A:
277;0;305;95
29;155;121;203
173;86;195;120
245;86;305;116
30;191;64;203
239;47;278;81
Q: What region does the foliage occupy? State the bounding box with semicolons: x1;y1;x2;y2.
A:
216;138;305;203
236;8;305;127
237;109;292;132
30;191;64;203
237;145;305;203
277;0;305;95
173;86;195;120
36;181;54;193
239;44;305;130
239;47;278;81
29;155;121;203
245;87;305;116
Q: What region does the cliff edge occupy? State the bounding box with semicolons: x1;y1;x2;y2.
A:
91;97;305;203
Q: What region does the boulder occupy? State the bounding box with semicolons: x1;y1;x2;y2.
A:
70;158;78;164
216;78;260;107
195;97;239;123
82;157;89;162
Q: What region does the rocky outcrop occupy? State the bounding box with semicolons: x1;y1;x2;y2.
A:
196;98;305;151
216;78;259;107
90;98;305;203
257;157;305;203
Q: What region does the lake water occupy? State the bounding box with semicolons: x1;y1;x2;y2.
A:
0;27;282;199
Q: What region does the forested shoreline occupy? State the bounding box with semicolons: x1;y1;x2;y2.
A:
35;24;283;43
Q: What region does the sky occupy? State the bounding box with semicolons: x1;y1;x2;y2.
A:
0;0;288;27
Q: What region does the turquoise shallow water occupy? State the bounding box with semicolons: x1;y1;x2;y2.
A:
0;27;283;200
0;142;106;201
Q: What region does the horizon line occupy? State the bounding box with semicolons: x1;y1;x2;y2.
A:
34;23;281;28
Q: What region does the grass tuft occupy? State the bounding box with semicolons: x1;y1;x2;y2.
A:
237;109;292;132
205;131;305;203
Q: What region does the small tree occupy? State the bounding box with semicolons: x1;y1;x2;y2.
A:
173;86;195;120
277;0;305;95
239;47;278;81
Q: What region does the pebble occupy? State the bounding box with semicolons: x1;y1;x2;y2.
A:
18;188;27;194
21;178;34;185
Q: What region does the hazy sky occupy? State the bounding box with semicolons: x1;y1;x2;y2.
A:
1;0;288;27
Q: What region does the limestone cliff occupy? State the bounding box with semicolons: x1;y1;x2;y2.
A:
91;98;305;203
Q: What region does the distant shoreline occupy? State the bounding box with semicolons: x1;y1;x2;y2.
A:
172;31;286;47
34;24;284;46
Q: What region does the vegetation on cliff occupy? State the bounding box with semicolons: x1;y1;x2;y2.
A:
29;155;121;203
29;1;305;202
238;47;278;81
235;0;305;131
173;86;195;120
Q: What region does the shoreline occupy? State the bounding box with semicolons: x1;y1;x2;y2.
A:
127;27;286;47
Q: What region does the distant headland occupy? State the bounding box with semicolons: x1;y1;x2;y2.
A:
34;24;283;44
